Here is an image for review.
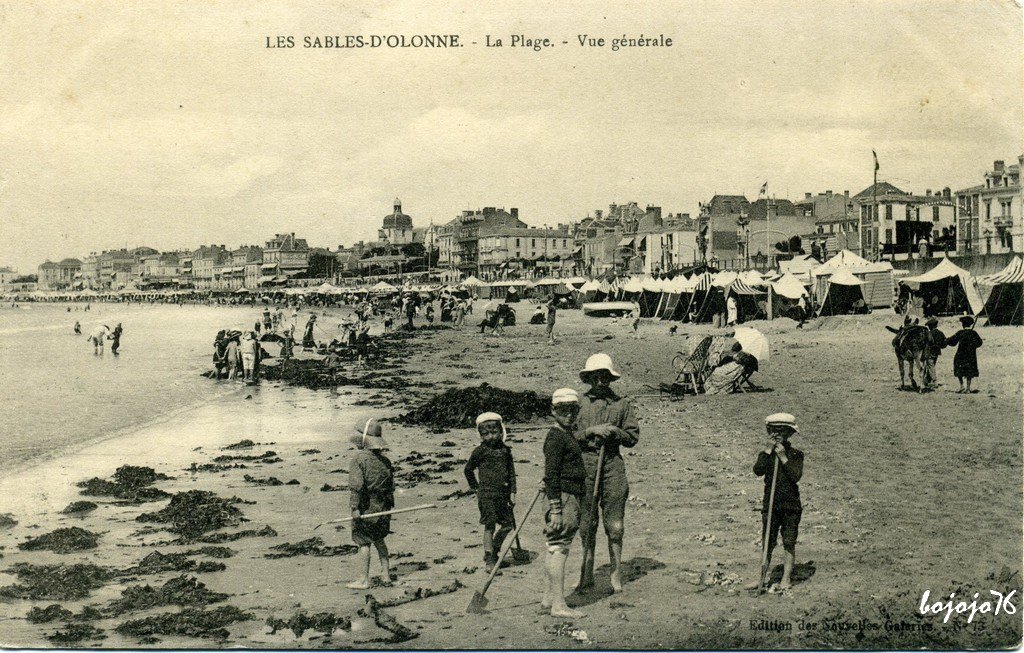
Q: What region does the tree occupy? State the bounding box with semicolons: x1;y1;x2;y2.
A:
306;251;335;278
12;274;37;283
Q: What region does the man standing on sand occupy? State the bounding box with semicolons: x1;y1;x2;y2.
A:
574;353;639;595
545;297;557;345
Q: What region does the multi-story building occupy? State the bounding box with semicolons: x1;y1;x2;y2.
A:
736;199;816;264
96;249;135;288
700;195;748;265
262;233;309;282
437;207;526;274
852;183;956;259
955;156;1022;255
133;252;180;288
476;226;575;278
37;258;82;290
0;266;18;287
797;190;854;258
82;254;101;288
213;245;262;290
191;245;229;290
640;213;699;274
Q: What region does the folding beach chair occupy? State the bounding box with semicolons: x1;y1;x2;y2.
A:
671;335;714;394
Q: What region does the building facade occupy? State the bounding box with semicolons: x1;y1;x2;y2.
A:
476;226;575;278
955;156;1022;255
437;207;526;274
378;198;422;246
37;258;82;289
852;183;956;259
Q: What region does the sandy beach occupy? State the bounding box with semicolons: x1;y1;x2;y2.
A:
0;304;1020;649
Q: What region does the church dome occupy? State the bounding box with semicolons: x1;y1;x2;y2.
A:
383;198;413;230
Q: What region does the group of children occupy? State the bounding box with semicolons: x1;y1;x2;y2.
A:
344;353;806;613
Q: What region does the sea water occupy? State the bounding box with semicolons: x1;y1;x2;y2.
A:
0;303;271;472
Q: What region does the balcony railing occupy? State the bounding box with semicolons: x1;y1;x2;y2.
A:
994;216;1014;228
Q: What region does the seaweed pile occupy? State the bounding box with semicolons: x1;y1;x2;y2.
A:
266;612;352;637
0;513;18;528
27;604;74;624
190;525;276;544
18;527;100;554
375;580;463;608
104;575;228;616
121;550;226;575
0;563;114;600
135;490;245;541
212;451;282;464
264;537;358;559
114;605;253;642
392;451;466;487
60;501;98;515
395;383;551;430
243;474;283;486
46;623;106;644
222;439;255;450
77;465;171;504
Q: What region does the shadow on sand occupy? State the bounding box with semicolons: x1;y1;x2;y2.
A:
568;556;666;608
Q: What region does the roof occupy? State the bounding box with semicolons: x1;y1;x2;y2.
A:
828;268;866;286
853;181;906;200
747;199;797;221
708;195;751;215
899;257;984;314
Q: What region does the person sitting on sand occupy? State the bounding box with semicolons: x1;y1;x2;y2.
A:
464;412;517;571
543;388;587;618
947;316;983;394
747;413;804;592
347;418;394;589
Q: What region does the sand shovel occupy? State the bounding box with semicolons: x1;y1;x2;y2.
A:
756;453;781;595
313;503;436;531
467;489;543;613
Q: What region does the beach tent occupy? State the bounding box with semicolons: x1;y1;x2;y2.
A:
638;277;664;317
725;279;768;322
778;254;820;282
816;268;867;316
979;257;1024;325
658;276;687;320
768;273;810;319
812;250;894;308
740;269;767;287
897;257;984;316
461;275;485;287
370;281;399;294
313;282;337;294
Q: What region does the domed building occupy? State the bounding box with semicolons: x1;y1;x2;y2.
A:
379;198;416;245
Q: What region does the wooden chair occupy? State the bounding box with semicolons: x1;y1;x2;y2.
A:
671;335;714;394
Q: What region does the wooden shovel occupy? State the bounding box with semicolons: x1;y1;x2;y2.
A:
313;503;436;531
467;489;543;613
757;454;780;595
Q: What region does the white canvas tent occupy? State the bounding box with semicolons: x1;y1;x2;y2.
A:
816;268;867;316
979;256;1024;325
898;257;984;315
812;250;894;308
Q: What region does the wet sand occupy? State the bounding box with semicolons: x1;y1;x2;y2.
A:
0;304;1020;648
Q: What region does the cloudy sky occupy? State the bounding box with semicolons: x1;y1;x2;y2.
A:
0;0;1020;272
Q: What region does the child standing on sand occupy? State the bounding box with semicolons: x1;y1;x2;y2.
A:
347;418;394;589
464;412;517;570
542;388;587;617
748;412;804;591
947;315;983;393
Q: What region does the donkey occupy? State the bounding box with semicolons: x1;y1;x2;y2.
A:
892;325;930;391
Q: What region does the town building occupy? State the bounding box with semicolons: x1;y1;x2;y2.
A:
954;156;1022;255
133;252;180;289
214;245;262;290
37;258;82;290
261;233;309;284
377;198;425;246
98;249;136;288
436;207;526;275
640;213;699;274
0;266;18;287
700;195;748;265
737;199;816;265
852;183;956;260
191;245;230;290
476;225;575;278
797;190;854;258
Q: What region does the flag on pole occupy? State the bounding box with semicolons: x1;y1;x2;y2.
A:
758;181;767;198
872;150;879;172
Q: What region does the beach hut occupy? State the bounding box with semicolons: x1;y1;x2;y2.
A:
778;254;820;283
370;281;399;294
768;273;810;319
812;250;894;308
816;268;867;316
638;277;664;317
979;256;1024;325
897;257;984;317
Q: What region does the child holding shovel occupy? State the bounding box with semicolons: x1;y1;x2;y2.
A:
464;412;517;570
542;388;588;618
347;418;394;590
748;412;804;592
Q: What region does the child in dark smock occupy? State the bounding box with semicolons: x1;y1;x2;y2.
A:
347;418;394;590
947;315;983;393
464;412;517;570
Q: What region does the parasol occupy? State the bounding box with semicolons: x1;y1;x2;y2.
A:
733;327;769;364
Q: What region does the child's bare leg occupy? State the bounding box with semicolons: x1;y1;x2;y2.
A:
346;544;371;589
373;539;391;583
546;546;584;618
493;524;512;562
482;525;496;564
608;539;624;593
746;546;773;590
779;545;795;589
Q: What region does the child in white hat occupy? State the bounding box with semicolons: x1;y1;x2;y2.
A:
464;412;516;570
347;418;394;589
748;412;804;591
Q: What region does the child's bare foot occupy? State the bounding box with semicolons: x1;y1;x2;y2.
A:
550;605;584;618
744;580;763;591
345;579;370;589
778;578;792;590
610;570;623;593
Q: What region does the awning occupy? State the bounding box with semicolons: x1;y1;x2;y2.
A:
617;237;635;248
261;263;277;270
258;276;276;284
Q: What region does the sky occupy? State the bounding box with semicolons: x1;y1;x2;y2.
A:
0;0;1021;273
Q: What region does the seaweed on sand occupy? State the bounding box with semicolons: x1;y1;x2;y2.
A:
357;595;418;643
115;605;253;641
0;513;18;529
266;612;352;637
0;563;115;601
188;525;276;544
222;439;255;450
135;490;244;540
395;383;551;430
375;580;464;608
18;527;100;553
243;474;283;486
60;501;98;515
119;551;226;576
264;537;358;559
26;604;74;624
105;575;228;616
212;451;281;464
77;465;171;504
46;623;106;644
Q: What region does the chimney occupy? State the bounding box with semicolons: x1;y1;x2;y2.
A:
510;208;518;219
826;190;832;196
994;160;1005;173
844;190;850;199
595;209;603;219
804;193;812;199
942;187;951;199
926;189;932;197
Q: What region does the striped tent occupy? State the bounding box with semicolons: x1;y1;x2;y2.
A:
980;256;1023;325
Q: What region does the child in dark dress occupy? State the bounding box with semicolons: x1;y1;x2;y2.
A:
347;418;394;589
947;315;983;393
464;412;516;570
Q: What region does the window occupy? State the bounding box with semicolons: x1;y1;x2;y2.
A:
829;224;834;234
516;238;520;247
562;239;567;248
985;202;992;220
885;204;893;220
933;206;939;222
531;239;536;247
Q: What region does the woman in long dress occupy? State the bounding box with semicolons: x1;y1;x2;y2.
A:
946;316;982;393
